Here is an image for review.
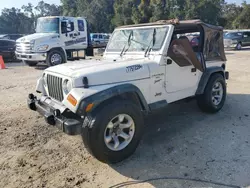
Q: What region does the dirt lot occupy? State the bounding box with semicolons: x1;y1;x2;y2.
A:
0;50;250;188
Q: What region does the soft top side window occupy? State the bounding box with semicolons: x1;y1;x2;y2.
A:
170;32;201;53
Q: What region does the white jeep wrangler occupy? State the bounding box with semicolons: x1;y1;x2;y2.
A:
28;19;229;163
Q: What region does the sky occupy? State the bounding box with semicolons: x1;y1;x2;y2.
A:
0;0;250;13
0;0;61;12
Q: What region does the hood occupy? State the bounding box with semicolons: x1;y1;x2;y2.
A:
45;58;151;86
17;33;59;42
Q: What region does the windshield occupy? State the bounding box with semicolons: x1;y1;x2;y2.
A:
106;26;169;52
36;18;59;34
224;32;243;39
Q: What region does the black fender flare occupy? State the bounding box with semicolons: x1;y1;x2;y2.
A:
76;84;149;116
196;66;225;95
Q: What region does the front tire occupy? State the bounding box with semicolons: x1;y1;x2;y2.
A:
197;73;226;113
46;50;65;66
82;100;144;163
236;42;242;50
24;61;38;67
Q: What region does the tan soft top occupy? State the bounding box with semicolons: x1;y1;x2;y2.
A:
118;19;223;31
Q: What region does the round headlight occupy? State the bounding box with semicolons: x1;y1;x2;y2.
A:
62;79;72;94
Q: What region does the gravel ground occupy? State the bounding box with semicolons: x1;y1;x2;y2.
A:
0;50;250;188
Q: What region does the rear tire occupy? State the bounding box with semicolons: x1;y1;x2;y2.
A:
24;61;38;67
197;73;226;113
81;100;144;163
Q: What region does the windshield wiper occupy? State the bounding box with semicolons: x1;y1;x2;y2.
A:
120;31;133;57
144;28;156;57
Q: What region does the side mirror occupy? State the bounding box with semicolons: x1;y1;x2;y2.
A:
167;59;172;65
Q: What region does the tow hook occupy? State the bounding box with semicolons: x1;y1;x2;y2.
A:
28;93;36;111
44;113;56;125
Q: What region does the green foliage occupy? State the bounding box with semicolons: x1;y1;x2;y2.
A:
76;0;114;32
113;0;135;26
233;3;250;29
61;0;77;16
0;1;62;34
0;0;250;35
0;8;34;34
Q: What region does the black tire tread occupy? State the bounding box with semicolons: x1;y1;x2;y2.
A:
82;100;144;163
46;49;65;66
197;73;226;113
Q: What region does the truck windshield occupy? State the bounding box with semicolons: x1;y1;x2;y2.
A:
224;32;243;39
106;26;169;52
36;18;59;34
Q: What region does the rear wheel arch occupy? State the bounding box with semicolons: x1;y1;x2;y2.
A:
222;64;226;70
196;67;225;95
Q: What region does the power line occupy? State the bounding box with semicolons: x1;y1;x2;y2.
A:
109;176;247;188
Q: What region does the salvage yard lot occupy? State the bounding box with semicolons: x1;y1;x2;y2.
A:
0;50;250;188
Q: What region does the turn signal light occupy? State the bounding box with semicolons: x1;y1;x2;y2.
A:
85;103;94;112
67;94;77;106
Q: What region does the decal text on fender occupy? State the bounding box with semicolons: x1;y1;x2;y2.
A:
126;65;143;73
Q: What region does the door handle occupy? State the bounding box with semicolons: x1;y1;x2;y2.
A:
191;68;197;72
167;59;172;65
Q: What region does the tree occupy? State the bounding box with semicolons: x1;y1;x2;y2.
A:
61;0;77;16
220;3;243;28
35;1;62;17
113;0;135;26
1;0;249;35
149;0;169;22
76;0;114;32
233;3;250;29
0;8;34;34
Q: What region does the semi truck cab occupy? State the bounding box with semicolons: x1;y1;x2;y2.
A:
16;16;93;67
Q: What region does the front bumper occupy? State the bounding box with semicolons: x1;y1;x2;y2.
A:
16;51;47;61
27;94;82;135
224;44;237;49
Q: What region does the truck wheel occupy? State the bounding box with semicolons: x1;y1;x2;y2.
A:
197;73;226;113
46;50;65;66
82;100;144;163
24;61;38;67
236;42;242;50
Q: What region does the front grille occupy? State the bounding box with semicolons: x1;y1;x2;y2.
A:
224;39;232;46
47;74;64;102
16;42;32;53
